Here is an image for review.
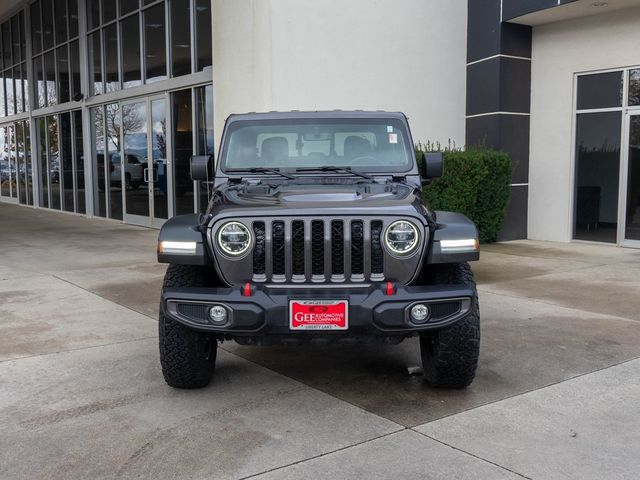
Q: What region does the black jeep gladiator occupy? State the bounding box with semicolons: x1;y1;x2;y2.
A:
157;111;480;389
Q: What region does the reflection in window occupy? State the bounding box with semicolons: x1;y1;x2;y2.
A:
0;78;4;116
574;112;621;243
92;106;106;217
106;103;122;220
152;99;168;220
34;56;46;109
60;112;74;212
577;72;623;110
44;51;57;106
74;110;85;213
38;117;48;207
172;89;194;215
48;115;60;210
196;85;214;211
5;74;13;116
144;4;167;83
630;69;640;107
15;65;23;114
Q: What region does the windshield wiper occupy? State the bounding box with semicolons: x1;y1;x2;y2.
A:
226;167;295;179
294;166;373;180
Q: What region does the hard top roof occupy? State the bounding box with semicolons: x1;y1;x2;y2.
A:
226;110;408;122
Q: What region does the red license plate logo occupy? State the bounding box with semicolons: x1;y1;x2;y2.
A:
289;300;348;330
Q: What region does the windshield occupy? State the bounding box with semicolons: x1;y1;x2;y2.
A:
221;118;413;173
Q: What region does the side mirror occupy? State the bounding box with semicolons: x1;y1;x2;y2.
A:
422;152;444;181
190;155;214;182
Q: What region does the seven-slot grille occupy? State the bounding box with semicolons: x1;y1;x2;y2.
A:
251;219;385;283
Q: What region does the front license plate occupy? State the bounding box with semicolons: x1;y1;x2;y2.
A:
289;300;348;330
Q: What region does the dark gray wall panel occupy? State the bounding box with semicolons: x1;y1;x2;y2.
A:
466;114;530;185
498;185;529;241
501;22;532;58
466;57;531;116
467;0;502;62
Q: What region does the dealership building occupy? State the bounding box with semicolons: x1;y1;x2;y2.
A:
0;0;639;247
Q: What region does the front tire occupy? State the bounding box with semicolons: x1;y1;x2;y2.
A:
159;264;217;389
420;262;480;388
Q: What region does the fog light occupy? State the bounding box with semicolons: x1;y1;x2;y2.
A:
208;305;228;324
410;304;430;323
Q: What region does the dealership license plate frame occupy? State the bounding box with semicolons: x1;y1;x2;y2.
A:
289;299;349;331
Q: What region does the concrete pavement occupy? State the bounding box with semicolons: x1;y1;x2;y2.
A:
1;203;639;479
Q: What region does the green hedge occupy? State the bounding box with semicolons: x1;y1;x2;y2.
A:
416;147;512;243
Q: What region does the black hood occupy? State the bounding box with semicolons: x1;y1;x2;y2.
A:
206;179;431;223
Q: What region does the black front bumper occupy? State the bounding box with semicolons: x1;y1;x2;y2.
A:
161;283;474;337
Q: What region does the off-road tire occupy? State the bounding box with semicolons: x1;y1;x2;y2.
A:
159;264;217;389
420;262;480;388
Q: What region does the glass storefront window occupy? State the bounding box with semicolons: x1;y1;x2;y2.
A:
629;69;640;107
171;0;191;77
0;78;4;116
73;110;85;214
144;4;167;83
56;45;70;104
577;71;623;110
573;112;622;243
31;2;42;55
196;84;213;211
121;14;141;88
42;0;55;51
107;103;122;220
38;117;48;208
44;51;57;106
54;0;68;46
92;106;106;217
172;89;194;215
89;31;103;95
103;24;120;92
60;112;74;212
196;0;212;72
34;56;46;109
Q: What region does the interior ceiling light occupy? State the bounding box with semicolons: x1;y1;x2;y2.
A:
592;2;608;6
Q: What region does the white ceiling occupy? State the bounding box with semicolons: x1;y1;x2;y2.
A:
509;0;640;25
0;0;24;20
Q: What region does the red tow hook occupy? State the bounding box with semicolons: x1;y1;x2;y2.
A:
385;282;395;296
242;282;253;297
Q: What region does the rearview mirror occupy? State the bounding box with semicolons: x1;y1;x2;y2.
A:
422;152;444;181
190;155;214;182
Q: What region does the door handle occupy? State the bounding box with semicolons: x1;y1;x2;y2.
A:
143;168;149;183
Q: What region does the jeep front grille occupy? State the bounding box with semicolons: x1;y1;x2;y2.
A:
251;218;386;283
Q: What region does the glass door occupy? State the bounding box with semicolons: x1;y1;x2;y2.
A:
621;113;640;246
122;95;169;227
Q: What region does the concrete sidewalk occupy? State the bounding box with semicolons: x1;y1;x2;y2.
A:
1;204;639;479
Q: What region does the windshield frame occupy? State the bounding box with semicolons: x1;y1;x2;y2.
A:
218;116;417;176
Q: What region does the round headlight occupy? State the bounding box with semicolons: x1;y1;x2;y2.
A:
385;220;419;255
217;221;252;256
